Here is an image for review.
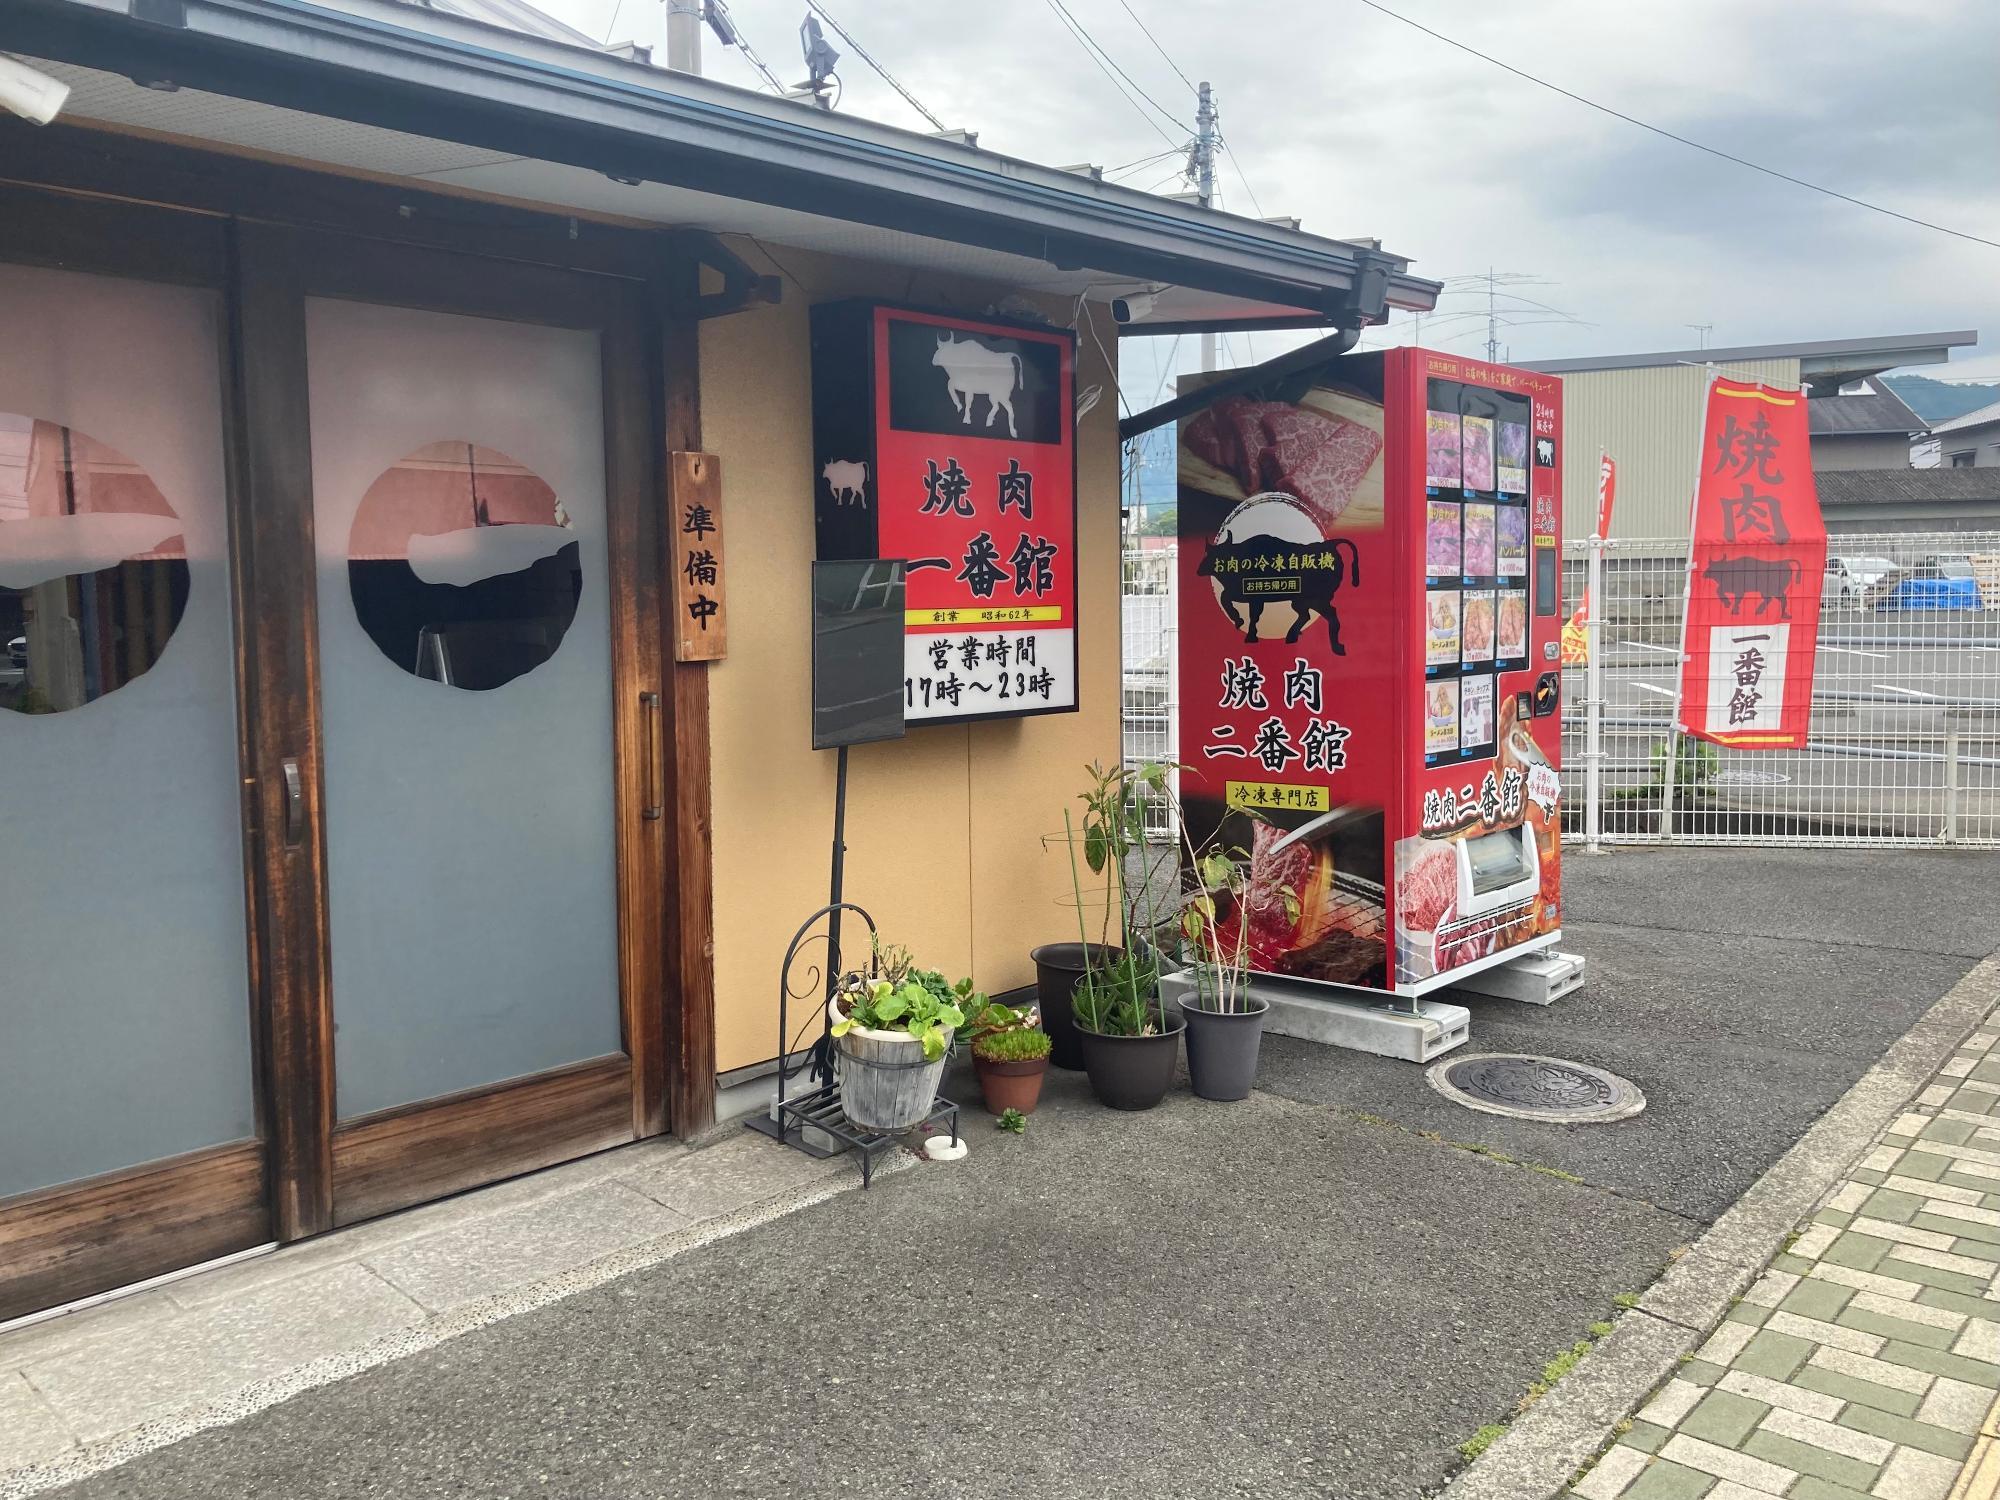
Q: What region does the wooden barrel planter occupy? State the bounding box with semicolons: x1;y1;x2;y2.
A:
828;999;952;1133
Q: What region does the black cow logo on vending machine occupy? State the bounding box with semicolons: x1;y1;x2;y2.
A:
1197;493;1360;654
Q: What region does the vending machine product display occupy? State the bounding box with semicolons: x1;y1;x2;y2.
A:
1175;348;1564;999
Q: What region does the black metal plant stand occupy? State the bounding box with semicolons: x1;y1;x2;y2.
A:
744;748;958;1184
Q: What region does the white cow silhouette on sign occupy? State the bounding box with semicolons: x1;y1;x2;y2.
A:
932;332;1023;438
822;458;869;507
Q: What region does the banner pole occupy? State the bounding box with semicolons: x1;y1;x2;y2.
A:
1659;366;1714;839
1585;465;1604;853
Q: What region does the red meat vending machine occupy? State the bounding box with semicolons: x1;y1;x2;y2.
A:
1172;349;1573;1059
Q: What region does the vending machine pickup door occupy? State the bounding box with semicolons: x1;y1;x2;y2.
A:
1455;824;1539;919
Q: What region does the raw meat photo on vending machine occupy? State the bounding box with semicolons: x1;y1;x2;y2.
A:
1425;501;1461;575
1209;811;1388;988
1180;390;1386;531
1496;506;1529;576
1424;411;1461;489
1462;503;1497;575
1496;421;1529;494
1461;415;1496;492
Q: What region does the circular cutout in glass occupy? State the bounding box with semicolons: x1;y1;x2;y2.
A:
348;442;579;690
0;413;190;716
1426;1052;1646;1124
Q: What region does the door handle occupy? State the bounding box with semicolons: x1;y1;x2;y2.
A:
641;691;663;821
281;757;305;847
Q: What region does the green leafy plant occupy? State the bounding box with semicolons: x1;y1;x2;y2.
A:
1071;949;1163;1037
1056;761;1175;1036
1650;735;1718;792
971;1027;1052;1064
872;940;963;1012
996;1107;1027;1134
960;998;1036;1046
832;976;965;1061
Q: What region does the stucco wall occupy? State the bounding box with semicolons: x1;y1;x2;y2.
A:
698;247;1122;1075
1812;431;1918;471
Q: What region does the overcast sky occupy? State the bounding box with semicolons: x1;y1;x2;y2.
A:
546;0;2000;397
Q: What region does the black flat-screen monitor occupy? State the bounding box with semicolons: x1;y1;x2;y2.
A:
812;559;907;750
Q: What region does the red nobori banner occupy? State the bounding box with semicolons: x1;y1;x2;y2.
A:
1677;379;1827;749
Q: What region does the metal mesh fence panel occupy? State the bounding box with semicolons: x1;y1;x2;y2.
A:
1563;532;2000;847
1122;544;1178;842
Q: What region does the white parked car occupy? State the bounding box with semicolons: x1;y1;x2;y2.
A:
1825;555;1895;604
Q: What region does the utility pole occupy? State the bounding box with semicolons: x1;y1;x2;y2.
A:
1485;265;1499;364
1195;80;1217;372
666;0;702;74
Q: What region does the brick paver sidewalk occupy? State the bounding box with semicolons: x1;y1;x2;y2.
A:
1572;1014;2000;1500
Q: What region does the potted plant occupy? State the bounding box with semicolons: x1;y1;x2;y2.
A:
970;1025;1053;1116
829;964;966;1134
1033;760;1166;1071
960;998;1051;1115
1057;765;1184;1111
1171;830;1282;1103
1071;948;1179;1110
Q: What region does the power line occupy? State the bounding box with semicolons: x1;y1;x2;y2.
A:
1113;0;1196;94
1107;146;1181;178
1044;0;1191;138
1353;0;2000;254
1040;0;1181;151
803;1;944;131
1216;134;1266;219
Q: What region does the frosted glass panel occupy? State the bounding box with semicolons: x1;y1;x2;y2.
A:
306;300;622;1121
0;264;254;1200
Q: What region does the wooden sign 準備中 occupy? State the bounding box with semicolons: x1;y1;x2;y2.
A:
670;450;725;662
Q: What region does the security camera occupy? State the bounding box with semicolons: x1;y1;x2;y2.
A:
0;56;69;125
1111;291;1157;325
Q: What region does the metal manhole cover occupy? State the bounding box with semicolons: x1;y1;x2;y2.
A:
1714;769;1792;786
1426;1053;1646;1124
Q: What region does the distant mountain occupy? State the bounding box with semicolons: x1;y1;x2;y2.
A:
1883;374;2000;425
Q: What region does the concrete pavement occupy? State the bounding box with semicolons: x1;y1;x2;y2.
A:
12;847;2000;1500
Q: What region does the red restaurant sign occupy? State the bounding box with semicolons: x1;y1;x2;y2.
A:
1677;379;1826;749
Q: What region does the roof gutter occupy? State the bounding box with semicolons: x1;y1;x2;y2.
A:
5;0;1440;322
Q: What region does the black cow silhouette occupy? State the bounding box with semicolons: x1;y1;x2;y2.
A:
1702;555;1802;619
1197;531;1360;653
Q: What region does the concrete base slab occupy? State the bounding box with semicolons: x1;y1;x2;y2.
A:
1161;971;1470;1062
1447;949;1588;1007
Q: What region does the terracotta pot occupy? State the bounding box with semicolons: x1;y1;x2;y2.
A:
974;1053;1049;1116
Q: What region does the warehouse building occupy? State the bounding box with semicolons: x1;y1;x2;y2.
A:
1523;331;1977;539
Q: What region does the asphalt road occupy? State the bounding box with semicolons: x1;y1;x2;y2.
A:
41;848;2000;1500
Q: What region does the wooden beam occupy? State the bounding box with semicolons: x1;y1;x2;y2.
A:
0;1142;268;1323
0;120;663;282
226;219;336;1241
331;1057;632;1227
658;251;719;1136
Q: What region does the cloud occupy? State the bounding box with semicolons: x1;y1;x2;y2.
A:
542;0;1999;388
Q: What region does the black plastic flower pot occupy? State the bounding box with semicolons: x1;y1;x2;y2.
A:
1180;997;1269;1102
1075;1015;1185;1111
1030;942;1122;1072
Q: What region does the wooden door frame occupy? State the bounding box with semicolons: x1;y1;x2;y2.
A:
0;185;272;1319
0;128;723;1316
267;226;673;1229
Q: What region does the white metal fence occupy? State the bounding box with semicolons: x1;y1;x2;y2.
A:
1564;531;2000;847
1122;534;2000;852
1122;544;1178;841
